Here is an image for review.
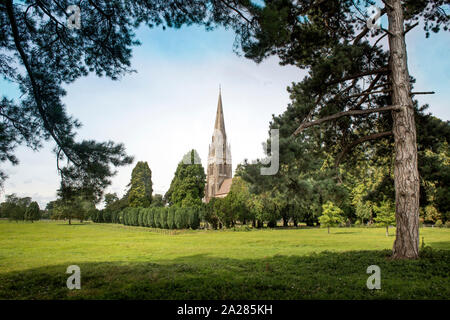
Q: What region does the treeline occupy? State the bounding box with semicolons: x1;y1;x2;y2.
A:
0;194;43;222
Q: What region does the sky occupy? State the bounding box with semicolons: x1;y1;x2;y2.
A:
0;14;449;208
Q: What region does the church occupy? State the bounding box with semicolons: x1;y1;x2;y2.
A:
204;88;232;202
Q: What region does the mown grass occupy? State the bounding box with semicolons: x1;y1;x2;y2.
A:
0;220;449;299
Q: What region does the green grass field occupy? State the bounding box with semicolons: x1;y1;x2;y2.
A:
0;220;449;299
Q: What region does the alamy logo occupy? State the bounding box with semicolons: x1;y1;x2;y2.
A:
261;129;279;176
366;265;381;290
66;265;81;290
66;5;81;30
366;5;381;30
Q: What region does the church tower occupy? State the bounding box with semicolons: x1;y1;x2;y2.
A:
205;87;232;202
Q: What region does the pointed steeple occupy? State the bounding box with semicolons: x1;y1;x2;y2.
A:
214;86;226;137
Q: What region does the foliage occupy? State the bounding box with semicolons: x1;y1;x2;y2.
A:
165;150;206;206
151;194;165;207
24;201;40;222
374;200;396;236
0;194;32;221
318;201;344;233
128;161;153;208
120;206;199;230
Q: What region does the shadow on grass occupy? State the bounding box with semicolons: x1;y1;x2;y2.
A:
427;241;450;250
0;249;448;300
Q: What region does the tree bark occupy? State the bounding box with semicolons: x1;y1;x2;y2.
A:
386;226;389;237
387;0;420;259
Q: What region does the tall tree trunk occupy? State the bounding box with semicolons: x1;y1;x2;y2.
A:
387;0;420;259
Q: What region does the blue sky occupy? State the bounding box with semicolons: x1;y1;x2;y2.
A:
0;18;449;208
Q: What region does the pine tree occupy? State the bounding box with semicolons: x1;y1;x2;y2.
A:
221;0;449;259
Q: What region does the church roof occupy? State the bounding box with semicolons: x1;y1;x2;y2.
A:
216;178;233;196
214;87;226;138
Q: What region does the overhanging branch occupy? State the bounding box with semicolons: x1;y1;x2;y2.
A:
292;105;402;137
335;131;393;167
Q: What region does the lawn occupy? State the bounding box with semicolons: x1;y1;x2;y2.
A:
0;220;449;299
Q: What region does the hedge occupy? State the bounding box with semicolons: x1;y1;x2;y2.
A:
119;206;201;229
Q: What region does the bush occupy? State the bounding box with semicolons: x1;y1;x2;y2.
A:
160;207;168;229
167;207;176;229
138;208;145;227
144;208;151;227
174;207;185;229
189;207;200;230
131;207;139;226
148;208;155;227
445;221;450;228
102;210;111;223
435;220;443;228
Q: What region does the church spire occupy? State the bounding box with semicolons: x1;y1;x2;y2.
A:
214;86;226;137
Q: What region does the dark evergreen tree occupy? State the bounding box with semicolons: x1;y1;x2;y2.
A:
128;161;153;207
25;201;41;222
165;150;206;206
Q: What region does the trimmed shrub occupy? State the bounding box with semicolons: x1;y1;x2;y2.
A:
154;207;161;228
175;207;189;229
435;220;443;228
189;207;200;230
167;207;176;229
160;207;168;229
102;210;111;223
131;207;139;226
138;208;144;226
143;208;149;227
149;207;156;227
122;208;128;225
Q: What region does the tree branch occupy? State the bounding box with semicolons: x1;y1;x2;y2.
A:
335;131;393;167
327;67;389;86
411;91;435;95
219;0;252;24
292;105;402;136
5;0;79;166
404;22;419;35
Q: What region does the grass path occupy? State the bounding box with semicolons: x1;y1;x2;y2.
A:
0;221;449;299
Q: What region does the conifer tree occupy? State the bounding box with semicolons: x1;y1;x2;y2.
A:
128;162;153;208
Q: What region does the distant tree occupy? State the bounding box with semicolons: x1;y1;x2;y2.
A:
423;205;441;224
226;177;251;224
1;194;31;222
25;201;40;222
204;198;220;229
374;200;396;236
165;150;206;206
319;202;344;234
104;193;119;208
128;162;153;208
151;194;165;207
